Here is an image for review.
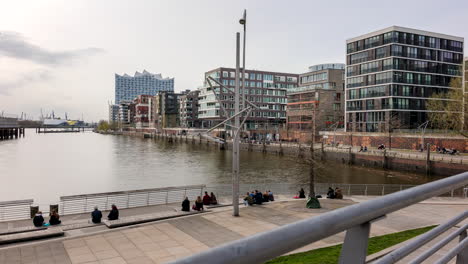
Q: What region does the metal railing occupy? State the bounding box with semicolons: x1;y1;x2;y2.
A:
170;172;468;264
0;199;34;222
59;185;205;215
203;182;468;199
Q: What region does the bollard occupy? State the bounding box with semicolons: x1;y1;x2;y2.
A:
50;204;59;214
30;205;39;218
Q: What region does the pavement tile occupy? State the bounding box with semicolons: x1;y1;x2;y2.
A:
125;256;155;264
99;256;127;264
94;249;120;260
64;239;87;249
69;253;97;264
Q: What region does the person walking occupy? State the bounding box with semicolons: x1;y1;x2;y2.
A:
91;206;102;223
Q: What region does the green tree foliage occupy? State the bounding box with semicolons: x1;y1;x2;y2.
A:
97;120;110;131
426;78;467;136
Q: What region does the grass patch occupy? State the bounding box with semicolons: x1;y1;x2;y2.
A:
265;225;435;264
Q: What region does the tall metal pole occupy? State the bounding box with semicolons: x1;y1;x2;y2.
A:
241;10;247;112
233;32;241;216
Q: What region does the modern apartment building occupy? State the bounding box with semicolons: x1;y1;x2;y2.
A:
179;90;200;128
345;26;464;132
108;104;119;123
151;91;185;129
115;70;174;105
286;63;345;141
198;67;299;131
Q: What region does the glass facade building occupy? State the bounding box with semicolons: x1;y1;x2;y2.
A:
345;26;464;132
115;70;174;105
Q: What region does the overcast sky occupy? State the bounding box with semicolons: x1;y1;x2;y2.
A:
1;0;467;121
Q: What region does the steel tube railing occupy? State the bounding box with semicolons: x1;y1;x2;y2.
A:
0;199;34;222
376;211;468;263
170;172;468;264
408;222;468;264
434;237;468;264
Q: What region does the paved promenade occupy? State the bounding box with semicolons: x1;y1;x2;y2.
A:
0;197;466;264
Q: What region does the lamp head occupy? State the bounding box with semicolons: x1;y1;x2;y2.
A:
239;9;246;25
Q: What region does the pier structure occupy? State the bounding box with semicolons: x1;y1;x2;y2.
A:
0;116;25;140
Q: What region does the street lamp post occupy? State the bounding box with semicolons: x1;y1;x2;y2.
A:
240;10;247;126
232;32;241;216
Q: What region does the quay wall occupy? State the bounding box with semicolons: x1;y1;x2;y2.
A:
97;130;468;176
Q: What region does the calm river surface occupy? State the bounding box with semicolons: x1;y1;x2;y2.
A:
0;130;441;206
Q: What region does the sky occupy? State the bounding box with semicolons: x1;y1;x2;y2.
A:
0;0;467;122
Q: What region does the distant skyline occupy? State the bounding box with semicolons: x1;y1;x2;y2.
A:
1;0;467;121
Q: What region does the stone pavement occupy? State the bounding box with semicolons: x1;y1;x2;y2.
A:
0;198;466;264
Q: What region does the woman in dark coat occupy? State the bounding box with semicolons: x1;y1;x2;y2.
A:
299;188;306;198
210;192;218;205
49;210;61;225
181;197;190;211
108;204;119;220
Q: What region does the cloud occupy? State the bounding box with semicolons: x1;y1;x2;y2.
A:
0;70;52;95
0;31;104;65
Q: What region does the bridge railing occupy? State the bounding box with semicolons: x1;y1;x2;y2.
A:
203;182;467;200
171;172;468;264
0;199;34;222
59;185;205;215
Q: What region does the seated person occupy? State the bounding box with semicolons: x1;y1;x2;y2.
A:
49;210;61;225
107;204;119;220
364;146;368;152
202;192;211;205
193;196;204;211
335;187;343;199
91;206;102;223
181;197;190;212
255;190;263;205
327;187;335;199
244;192;254;206
263;191;270;202
299;188;306;198
210;192;218;205
33;211;44;227
268;190;274;201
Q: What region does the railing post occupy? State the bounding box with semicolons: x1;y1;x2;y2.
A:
365;185;368;196
146;192;150;206
382;185;385;196
457;229;468;264
339;222;371;264
348;185;351;196
400;185;403;191
165;191;169;204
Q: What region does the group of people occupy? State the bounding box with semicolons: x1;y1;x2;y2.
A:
243;190;274;206
181;192;218;212
358;146;368;152
33;204;120;227
33;210;61;227
377;144;386;150
327;187;343;199
436;146;458;155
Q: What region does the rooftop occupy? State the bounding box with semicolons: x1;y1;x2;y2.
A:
346;25;464;43
116;70;173;80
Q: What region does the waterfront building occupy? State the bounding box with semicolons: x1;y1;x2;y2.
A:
345;26;464;132
117;101;133;125
198;67;299;132
108;104;119;123
286;63;345;142
179;90;200;128
133;95;151;128
151;91;185;129
115;70;174;105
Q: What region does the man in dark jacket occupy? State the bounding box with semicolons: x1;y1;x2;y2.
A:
91;206;103;223
33;211;44;227
255;190;263;205
181;197;190;211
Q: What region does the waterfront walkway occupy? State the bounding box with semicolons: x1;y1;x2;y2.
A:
0;197;466;264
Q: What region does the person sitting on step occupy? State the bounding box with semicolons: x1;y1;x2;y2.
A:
91;206;102;223
193;196;204;211
181;197;190;212
327;187;336;199
49;210;61;225
202;191;211;206
210;192;218;205
107;204;119;220
33;211;44;227
244;192;254;206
